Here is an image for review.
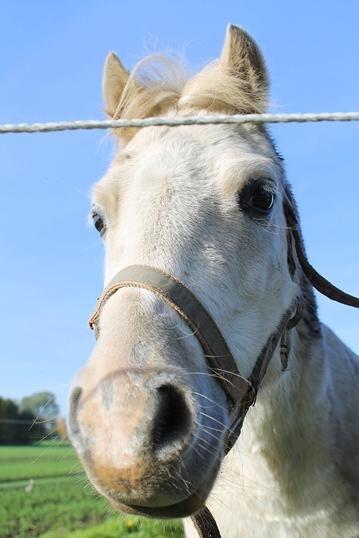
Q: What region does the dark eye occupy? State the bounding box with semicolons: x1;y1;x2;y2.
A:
91;208;106;237
238;180;276;216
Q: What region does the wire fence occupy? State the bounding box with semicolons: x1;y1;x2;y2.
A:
1;111;359;134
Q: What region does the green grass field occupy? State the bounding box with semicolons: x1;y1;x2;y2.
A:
0;443;82;482
0;442;183;537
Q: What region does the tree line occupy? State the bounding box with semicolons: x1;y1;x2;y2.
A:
0;391;67;444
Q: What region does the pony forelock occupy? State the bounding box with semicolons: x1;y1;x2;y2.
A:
113;53;267;139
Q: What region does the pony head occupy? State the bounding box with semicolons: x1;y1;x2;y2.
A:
69;25;298;518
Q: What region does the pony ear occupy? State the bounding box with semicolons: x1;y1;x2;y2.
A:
219;24;269;111
103;52;129;117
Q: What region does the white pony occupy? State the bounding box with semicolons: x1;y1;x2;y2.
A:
69;25;359;537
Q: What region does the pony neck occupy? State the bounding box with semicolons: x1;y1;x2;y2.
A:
227;286;332;514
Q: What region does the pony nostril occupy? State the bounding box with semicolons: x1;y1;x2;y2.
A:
151;384;192;453
69;387;82;435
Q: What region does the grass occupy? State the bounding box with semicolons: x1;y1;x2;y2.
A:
0;442;184;538
43;516;182;538
0;442;81;482
0;479;112;537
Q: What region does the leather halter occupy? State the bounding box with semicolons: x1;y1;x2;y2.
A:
89;263;301;451
88;195;358;538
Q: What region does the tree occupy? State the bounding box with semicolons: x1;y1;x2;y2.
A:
20;392;60;435
0;397;45;445
20;391;59;420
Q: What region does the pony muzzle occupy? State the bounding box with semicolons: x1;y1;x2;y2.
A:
68;367;224;514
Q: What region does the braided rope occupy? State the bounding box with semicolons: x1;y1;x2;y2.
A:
1;112;359;134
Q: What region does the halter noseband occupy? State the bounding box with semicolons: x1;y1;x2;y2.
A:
88;195;358;538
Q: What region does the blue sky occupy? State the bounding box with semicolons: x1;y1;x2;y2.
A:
1;1;358;414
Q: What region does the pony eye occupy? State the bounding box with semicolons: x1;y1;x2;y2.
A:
91;209;106;236
249;186;274;212
238;180;276;216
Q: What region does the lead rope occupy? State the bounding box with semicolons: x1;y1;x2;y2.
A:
192;506;222;538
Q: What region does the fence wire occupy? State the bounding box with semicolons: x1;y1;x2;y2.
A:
1;112;359;134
